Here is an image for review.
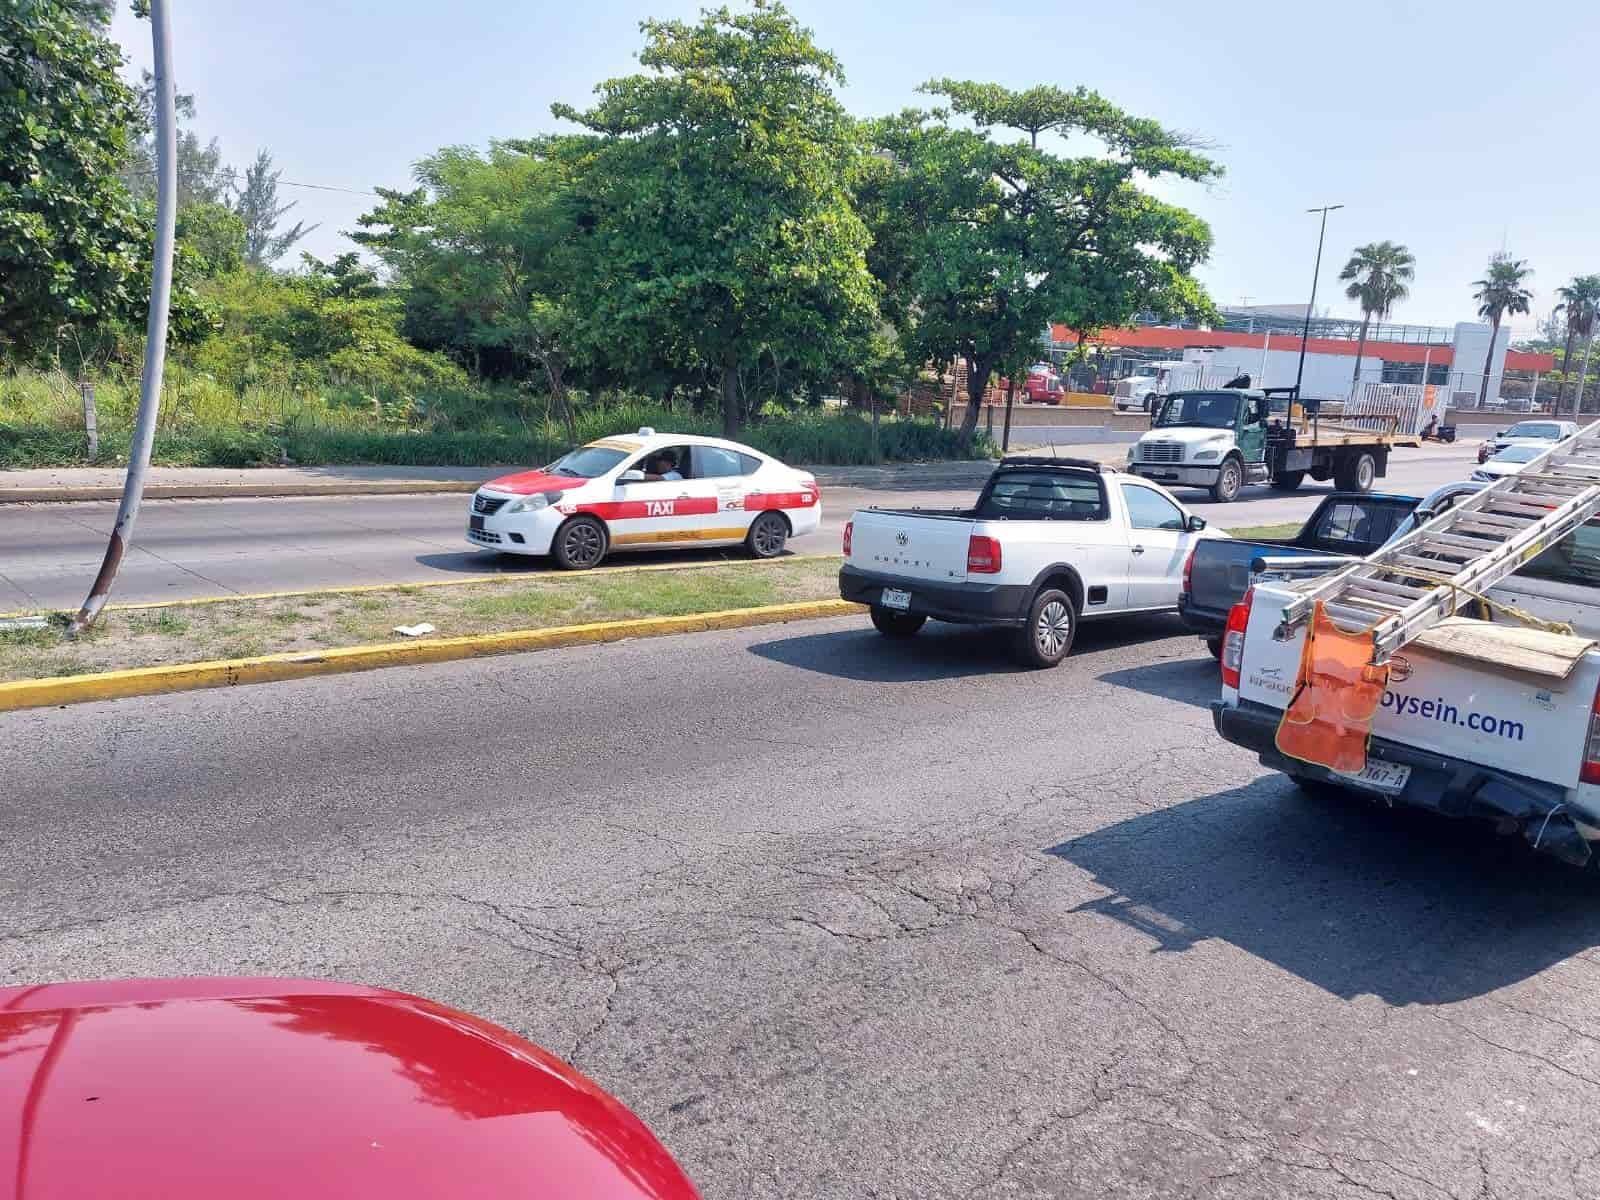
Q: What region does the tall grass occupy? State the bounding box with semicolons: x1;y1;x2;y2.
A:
0;369;992;468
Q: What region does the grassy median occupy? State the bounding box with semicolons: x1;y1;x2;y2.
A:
0;558;843;683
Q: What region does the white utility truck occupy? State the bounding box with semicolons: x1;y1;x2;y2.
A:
1127;387;1419;503
839;456;1227;668
1212;420;1600;865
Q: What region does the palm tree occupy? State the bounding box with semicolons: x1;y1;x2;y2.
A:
1471;254;1534;407
1339;241;1414;394
1554;275;1600;416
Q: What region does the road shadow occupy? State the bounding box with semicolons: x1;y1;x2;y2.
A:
747;612;1192;684
1046;779;1600;1004
1097;652;1221;711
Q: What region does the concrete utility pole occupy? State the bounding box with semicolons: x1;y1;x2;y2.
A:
1293;204;1343;400
1577;333;1596;420
69;0;176;636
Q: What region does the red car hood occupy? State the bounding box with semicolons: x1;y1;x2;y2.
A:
0;978;700;1200
480;471;590;496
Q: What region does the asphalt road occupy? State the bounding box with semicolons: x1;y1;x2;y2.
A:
0;443;1478;610
6;614;1598;1197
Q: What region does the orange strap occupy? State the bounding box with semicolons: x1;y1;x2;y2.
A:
1275;600;1391;774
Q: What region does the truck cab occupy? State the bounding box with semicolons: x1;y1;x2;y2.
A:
1127;389;1268;501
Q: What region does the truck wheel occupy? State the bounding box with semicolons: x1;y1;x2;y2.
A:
1270;470;1305;492
1210;457;1243;503
552;516;608;570
1013;588;1075;669
1334;452;1376;492
870;606;926;637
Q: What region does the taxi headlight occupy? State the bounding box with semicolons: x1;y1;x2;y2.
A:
507;491;563;514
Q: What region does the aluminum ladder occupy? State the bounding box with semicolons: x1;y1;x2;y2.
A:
1278;419;1600;663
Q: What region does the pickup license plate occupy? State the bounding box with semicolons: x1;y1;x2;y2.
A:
470;515;485;532
1334;760;1411;795
880;588;911;611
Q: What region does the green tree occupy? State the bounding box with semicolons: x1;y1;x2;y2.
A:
176;201;247;278
122;71;233;209
1338;240;1414;391
0;0;145;357
234;149;314;268
550;1;880;439
1554;275;1600;415
354;143;586;440
867;82;1219;446
1472;253;1534;407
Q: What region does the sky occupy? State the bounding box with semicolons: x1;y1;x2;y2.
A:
106;0;1599;337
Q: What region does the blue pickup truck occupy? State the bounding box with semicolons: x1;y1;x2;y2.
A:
1179;491;1422;657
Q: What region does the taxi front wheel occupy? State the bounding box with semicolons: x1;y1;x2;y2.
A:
552;516;608;570
746;511;789;558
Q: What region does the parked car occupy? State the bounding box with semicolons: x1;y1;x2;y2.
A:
469;428;820;569
839;457;1226;668
1179;491;1422;657
1212;507;1600;865
1471;442;1547;481
0;976;703;1199
1475;419;1577;463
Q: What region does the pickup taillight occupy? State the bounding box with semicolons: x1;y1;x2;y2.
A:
1582;679;1600;785
967;534;1002;574
842;520;852;557
1182;545;1197;595
1220;587;1254;689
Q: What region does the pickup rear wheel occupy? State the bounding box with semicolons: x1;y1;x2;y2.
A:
1013;588;1075;669
870;606;926;638
1210;457;1243;503
1205;636;1224;660
1270;470;1305;492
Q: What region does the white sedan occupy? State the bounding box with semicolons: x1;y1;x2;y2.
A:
1471;442;1547;482
467;428;822;569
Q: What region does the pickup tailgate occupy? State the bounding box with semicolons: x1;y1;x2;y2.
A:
1190;538;1307;615
849;507;973;584
1238;582;1598;790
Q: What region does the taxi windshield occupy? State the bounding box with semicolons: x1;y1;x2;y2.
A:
1154;392;1240;430
546;446;630;478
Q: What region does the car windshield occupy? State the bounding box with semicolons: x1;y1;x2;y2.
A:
1504;422;1561;439
1492;445;1544;463
1154;392;1240;429
545;445;629;478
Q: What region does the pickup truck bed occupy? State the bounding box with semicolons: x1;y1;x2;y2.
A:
1180;492;1420;646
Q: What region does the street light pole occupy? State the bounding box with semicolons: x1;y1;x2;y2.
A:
1292;204;1344;400
68;0;177;636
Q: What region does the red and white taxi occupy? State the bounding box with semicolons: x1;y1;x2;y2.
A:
468;429;822;569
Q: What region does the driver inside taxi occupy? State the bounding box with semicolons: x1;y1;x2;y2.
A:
640;451;682;482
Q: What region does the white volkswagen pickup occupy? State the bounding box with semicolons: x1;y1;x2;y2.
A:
839;456;1227;668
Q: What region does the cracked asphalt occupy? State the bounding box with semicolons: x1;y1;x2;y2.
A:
6;611;1600;1198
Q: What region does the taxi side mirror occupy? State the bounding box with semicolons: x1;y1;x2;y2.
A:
618;469;646;483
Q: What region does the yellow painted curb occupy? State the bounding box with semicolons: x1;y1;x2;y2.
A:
0;553;846;619
0;599;864;714
0;480;480;504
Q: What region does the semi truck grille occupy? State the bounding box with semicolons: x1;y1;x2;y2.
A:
474;494;509;515
1114;380;1134;399
1139;441;1184;463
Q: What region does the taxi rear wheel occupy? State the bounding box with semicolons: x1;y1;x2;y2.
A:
746;511;789;558
552;516;608;570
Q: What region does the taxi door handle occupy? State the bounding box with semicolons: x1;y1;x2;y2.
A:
1131;545;1145;555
